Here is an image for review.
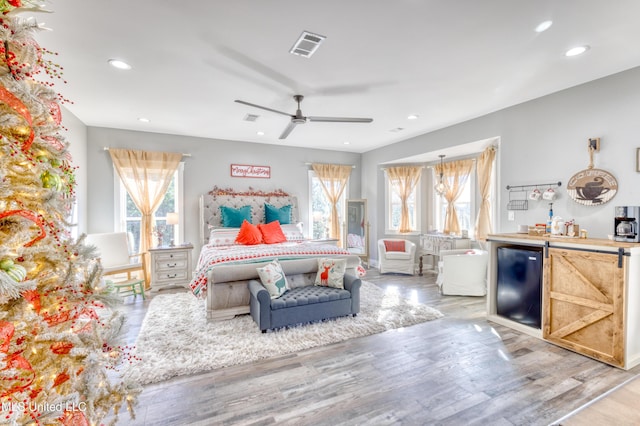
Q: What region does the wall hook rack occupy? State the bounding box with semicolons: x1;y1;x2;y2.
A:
506;181;562;191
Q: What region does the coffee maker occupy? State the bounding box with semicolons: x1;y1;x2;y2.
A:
614;206;640;242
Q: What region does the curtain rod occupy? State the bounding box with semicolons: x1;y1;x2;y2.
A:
103;147;192;157
305;162;356;168
380;166;425;170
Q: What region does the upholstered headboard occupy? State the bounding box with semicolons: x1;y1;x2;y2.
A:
199;187;299;245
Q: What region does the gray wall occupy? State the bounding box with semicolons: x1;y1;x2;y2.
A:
86;128;361;253
62;106;88;235
362;66;640;263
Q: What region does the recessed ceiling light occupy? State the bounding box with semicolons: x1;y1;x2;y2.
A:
535;20;553;33
256;131;265;136
108;59;132;70
137;117;150;123
565;45;590;57
343;141;350;145
407;114;419;120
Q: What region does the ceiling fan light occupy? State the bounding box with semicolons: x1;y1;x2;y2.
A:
236;94;372;140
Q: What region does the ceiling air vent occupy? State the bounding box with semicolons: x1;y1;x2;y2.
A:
243;114;259;122
289;31;326;58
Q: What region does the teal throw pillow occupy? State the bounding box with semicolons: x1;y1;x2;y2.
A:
220;205;252;228
265;203;291;224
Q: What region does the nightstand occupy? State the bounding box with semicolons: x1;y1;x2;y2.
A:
149;244;193;292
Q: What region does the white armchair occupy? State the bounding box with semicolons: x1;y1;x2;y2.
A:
436;249;488;296
85;232;147;285
378;238;416;275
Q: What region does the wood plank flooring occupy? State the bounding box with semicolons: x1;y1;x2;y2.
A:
555;375;640;425
110;269;640;425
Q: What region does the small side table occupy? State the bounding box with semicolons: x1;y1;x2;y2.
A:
149;244;194;292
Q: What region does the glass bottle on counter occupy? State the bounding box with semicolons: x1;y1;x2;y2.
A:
546;203;553;234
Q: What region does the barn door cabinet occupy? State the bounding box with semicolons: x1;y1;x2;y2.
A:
543;248;625;367
487;234;640;370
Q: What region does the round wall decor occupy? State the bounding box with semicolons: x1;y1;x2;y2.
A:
567;168;617;206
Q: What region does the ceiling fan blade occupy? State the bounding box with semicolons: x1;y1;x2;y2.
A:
234;100;292;117
279;121;298;139
307;116;373;123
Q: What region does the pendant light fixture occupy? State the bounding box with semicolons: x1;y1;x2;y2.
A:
434;154;446;195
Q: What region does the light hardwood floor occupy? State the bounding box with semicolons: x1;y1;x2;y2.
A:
111;269;640;425
554;375;640;425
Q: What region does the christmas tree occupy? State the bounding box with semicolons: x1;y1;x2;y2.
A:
1;2;139;425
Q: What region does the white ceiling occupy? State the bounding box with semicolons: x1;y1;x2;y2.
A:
29;0;640;153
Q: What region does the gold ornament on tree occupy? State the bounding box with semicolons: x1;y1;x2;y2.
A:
0;258;27;282
40;169;63;191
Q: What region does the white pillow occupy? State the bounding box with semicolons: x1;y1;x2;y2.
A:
208;227;240;246
314;258;347;289
256;259;290;299
281;223;305;241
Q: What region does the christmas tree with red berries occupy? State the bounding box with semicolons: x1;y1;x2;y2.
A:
1;2;139;424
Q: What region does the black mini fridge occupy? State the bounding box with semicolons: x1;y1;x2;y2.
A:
496;246;543;329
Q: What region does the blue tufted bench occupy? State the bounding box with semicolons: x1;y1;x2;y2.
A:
248;273;361;332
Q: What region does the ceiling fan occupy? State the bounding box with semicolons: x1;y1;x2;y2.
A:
234;95;373;139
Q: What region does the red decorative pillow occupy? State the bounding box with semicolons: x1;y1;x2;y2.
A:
235;220;263;245
258;221;287;244
384;240;405;252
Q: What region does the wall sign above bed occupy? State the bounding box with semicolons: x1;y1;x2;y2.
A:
230;164;270;179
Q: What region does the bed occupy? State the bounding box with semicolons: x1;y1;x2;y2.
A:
192;187;363;320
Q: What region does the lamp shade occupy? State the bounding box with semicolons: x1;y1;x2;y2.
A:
166;212;179;225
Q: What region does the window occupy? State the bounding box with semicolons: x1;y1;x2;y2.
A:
114;163;184;252
308;170;347;240
385;177;420;233
433;163;476;237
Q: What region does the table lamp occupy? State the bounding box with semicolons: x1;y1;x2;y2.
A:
166;212;179;246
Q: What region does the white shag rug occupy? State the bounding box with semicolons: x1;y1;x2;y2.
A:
124;281;443;385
